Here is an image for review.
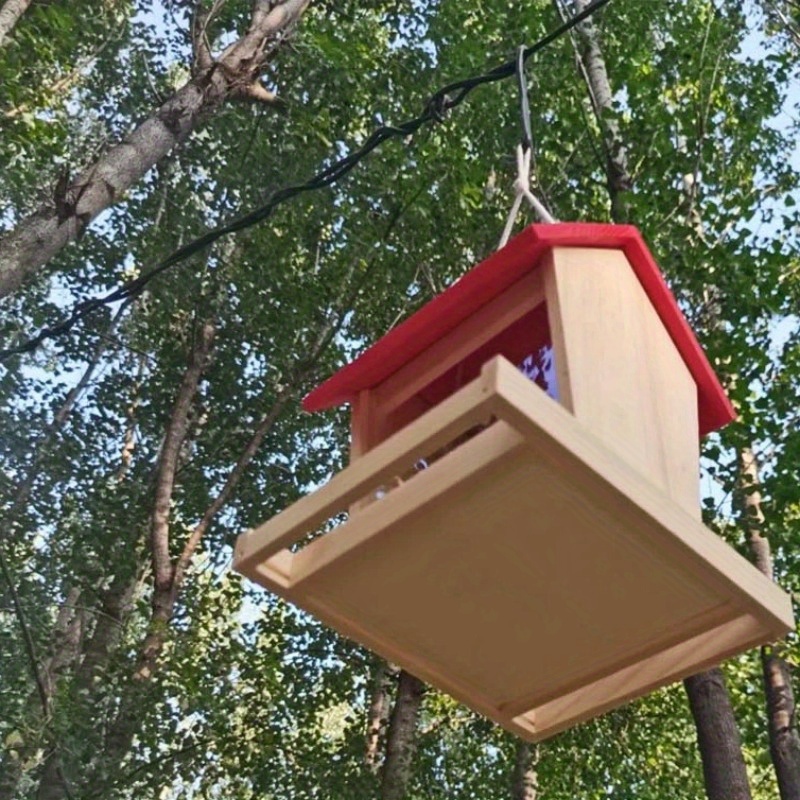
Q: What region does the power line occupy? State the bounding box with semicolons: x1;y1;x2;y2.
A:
0;0;611;362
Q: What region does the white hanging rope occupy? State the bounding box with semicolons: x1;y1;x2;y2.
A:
498;143;556;249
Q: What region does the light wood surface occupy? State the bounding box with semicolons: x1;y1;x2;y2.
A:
515;612;772;739
234;373;496;573
350;389;379;460
234;356;794;741
544;247;700;515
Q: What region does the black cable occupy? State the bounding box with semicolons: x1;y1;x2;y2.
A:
0;0;611;362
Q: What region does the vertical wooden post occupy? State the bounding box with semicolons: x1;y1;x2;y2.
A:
350;389;380;462
349;390;382;513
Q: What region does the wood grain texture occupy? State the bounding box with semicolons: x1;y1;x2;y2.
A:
544;247;699;515
234;373;496;571
235;356;794;741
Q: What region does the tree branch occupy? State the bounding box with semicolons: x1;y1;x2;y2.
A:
171;389;291;590
4;29;123;120
191;0;229;73
6;301;130;527
136;320;215;681
0;0;312;298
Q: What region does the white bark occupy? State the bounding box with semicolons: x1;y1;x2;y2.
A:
0;0;311;298
0;0;32;47
567;0;632;221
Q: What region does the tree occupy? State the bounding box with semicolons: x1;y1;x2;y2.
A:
1;1;798;798
0;0;310;297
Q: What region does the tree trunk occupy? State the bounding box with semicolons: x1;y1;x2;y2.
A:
684;670;753;800
33;574;139;800
4;343;141;800
0;0;32;47
738;448;800;800
0;0;311;298
64;338;299;795
738;448;773;576
381;670;425;800
762;647;800;800
31;251;381;797
41;587;84;699
511;741;538;800
0;75;221;298
366;661;398;772
568;0;632;223
0;587;84;800
35;760;69;800
32;321;215;800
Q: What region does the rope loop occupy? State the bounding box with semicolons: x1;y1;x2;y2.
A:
498;144;556;249
497;46;557;249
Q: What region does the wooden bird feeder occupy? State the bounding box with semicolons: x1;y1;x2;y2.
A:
234;223;794;741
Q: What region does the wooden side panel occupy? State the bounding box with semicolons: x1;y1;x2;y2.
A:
544;247;700;516
233;373;497;572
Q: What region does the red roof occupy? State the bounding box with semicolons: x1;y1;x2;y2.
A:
304;223;735;436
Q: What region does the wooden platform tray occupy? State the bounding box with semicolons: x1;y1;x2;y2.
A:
234;356;794;741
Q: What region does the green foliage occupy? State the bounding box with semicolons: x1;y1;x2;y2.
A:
1;0;799;798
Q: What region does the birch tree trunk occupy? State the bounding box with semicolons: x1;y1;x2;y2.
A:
0;0;311;298
380;670;425;800
0;0;32;47
738;448;800;800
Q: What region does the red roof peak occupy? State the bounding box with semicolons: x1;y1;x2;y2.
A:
303;223;735;436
